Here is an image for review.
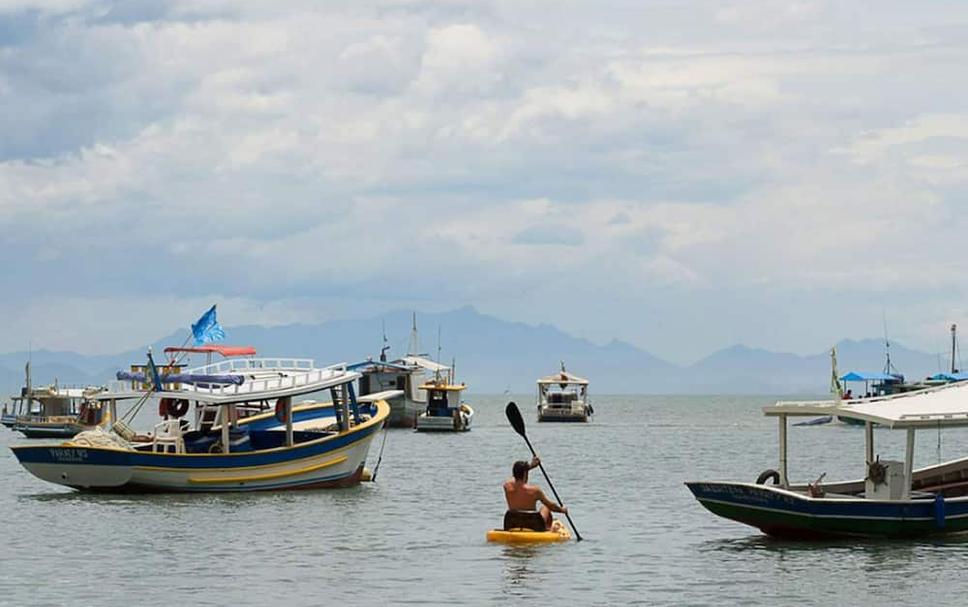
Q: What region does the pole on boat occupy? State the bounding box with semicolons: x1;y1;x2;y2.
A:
778;414;789;488
904;428;916;499
865;421;874;465
505;401;582;541
283;396;294;447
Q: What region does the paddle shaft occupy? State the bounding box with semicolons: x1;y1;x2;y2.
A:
519;433;583;542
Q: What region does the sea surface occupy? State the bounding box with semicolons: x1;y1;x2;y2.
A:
4;394;968;606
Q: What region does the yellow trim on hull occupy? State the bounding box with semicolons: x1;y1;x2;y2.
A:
188;455;348;484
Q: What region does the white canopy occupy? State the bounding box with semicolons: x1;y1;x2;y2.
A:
398;356;450;373
537;370;588;386
766;381;968;429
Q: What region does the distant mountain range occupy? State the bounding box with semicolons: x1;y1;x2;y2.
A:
0;306;955;396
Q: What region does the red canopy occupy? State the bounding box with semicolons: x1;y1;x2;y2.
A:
163;345;257;357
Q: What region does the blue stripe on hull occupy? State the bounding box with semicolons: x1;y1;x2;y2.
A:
13;422;381;469
686;482;968;520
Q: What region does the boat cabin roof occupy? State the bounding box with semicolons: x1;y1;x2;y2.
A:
398;356;450;373
766;381;968;429
537;371;588;386
163;345;257;357
348;359;419;374
419;382;466;392
100;358;359;405
839;371;901;382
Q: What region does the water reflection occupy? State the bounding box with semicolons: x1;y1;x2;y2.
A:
500;545;545;595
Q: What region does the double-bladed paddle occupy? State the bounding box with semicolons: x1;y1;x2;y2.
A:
505;401;583;541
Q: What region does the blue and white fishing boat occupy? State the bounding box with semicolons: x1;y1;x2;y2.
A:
11;352;393;492
687;381;968;538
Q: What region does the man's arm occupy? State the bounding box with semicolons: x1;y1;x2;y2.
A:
536;489;568;514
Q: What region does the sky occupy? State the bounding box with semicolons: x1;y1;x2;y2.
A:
1;0;967;363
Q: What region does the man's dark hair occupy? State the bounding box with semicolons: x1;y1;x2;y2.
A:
512;460;530;480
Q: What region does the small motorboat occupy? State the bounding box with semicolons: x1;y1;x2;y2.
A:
415;369;473;432
536;363;592;422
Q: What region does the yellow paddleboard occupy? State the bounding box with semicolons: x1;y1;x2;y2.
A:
486;524;571;544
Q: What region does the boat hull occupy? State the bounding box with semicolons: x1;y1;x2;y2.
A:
415;405;473;432
14;423;84;439
11;402;388;493
537;404;590;422
685;481;968;539
386;396;423;428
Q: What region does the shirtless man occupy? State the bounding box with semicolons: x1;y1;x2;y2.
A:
503;456;568;530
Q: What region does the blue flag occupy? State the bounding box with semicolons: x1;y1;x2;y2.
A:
146;350;163;392
191;305;225;346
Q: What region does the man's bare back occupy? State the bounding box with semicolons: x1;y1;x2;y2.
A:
503;478;544;511
504;456;568;529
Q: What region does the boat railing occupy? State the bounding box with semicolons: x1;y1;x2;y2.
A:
104;360;350;398
186;357;318;376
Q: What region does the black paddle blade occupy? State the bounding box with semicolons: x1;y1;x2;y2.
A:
505;401;527;437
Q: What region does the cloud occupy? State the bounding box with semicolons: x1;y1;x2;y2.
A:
2;1;968;361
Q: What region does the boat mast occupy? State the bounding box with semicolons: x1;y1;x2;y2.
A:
882;314;897;376
380;319;389;362
407;312;420;357
830;347;843;398
951;324;959;374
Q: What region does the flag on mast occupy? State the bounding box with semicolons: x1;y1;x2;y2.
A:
191;305;225;346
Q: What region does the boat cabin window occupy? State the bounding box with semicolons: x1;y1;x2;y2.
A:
360;375;371;395
428;390;451;411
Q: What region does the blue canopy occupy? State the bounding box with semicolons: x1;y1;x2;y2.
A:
116;371;245;386
839;371;900;382
930;372;968;382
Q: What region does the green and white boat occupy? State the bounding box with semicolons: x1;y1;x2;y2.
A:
687;381;968;539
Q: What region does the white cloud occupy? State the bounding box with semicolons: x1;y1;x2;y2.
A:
2;1;968;360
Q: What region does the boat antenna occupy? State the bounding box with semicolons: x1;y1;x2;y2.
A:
434;325;442;382
380;319;389;362
882;313;897;376
407;312;420;357
951;323;959;374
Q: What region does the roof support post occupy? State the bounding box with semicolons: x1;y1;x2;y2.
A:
283;396;293;447
221;404;231;454
865;421;874;465
779;414;789;488
904;427;915;499
347;382;360;424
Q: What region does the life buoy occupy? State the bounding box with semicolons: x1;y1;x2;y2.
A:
756;469;781;485
159;398;189;418
275;398;290;423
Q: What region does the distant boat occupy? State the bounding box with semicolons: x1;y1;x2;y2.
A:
536;363;592;423
3;361;109;439
415;357;473;432
11;349;392;492
351;314;452;428
837;324;967;425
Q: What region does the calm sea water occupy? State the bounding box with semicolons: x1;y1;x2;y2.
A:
4;394;968;606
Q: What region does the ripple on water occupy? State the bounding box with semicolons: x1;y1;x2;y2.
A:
5;395;968;604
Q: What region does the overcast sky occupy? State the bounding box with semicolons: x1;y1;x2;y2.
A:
1;0;967;362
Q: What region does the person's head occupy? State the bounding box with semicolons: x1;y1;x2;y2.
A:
512;460;530;481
